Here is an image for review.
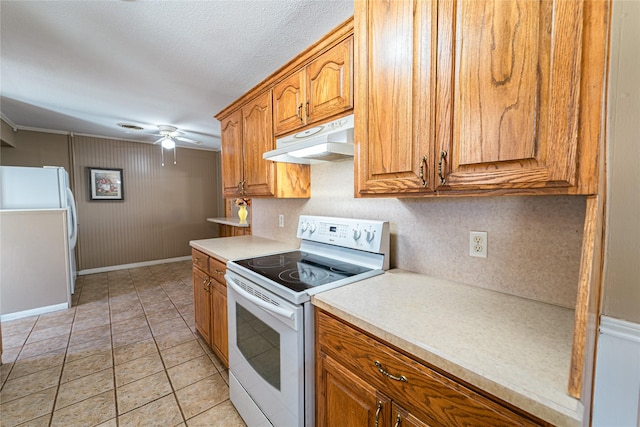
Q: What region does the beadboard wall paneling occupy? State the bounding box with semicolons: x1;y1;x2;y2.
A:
73;136;222;270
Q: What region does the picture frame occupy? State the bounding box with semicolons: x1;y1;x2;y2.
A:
88;167;124;201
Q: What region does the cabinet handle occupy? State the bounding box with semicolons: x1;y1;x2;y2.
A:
201;277;209;288
437;150;447;184
394;413;402;427
305;101;309;118
419;155;428;187
375;401;382;427
297;103;304;123
241;180;246;196
374;361;408;382
214;269;224;275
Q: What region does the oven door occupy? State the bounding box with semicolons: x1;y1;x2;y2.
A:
226;270;305;427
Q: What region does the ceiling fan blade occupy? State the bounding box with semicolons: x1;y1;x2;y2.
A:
175;136;202;145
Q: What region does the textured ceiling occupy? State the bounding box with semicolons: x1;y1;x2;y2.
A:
0;1;354;150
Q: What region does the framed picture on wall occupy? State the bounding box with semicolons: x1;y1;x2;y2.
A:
88;167;124;201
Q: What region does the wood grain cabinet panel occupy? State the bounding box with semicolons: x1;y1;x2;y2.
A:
220;110;244;198
273;71;306;135
306;37;353;124
192;249;228;367
273;37;353;136
192;262;212;346
316;309;547;427
356;0;604;197
220;90;310;199
437;0;585;191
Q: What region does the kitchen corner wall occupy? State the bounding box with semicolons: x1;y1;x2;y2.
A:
72;136;222;270
252;160;586;308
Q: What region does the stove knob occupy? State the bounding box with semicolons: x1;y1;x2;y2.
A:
300;222;309;232
309;223;317;233
365;229;375;242
353;228;361;241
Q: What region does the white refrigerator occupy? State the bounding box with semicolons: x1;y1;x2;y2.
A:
0;166;79;293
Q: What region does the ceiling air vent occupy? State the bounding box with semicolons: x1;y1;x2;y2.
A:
117;123;144;131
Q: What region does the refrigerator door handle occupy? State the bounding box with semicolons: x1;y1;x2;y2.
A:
66;187;78;249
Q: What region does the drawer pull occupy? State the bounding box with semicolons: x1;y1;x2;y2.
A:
394;413;402;427
374;361;407;382
214;269;224;275
375;401;382;427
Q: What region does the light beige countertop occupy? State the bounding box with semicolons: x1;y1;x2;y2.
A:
190;235;295;262
206;217;250;227
312;269;581;426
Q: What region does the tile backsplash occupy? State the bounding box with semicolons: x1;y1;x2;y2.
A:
252;160;585;308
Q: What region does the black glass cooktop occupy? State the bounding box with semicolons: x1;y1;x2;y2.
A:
234;250;372;293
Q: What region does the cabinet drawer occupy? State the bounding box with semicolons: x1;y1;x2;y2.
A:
192;249;209;274
316;311;542;427
209;256;227;285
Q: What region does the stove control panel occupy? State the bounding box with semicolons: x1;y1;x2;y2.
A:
297;215;389;254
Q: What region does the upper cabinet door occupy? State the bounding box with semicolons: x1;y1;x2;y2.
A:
220;110;243;198
242;91;276;197
355;0;438;196
306;37;354;124
437;0;584;191
273;70;306;136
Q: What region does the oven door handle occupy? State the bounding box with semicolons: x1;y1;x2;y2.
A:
227;279;295;320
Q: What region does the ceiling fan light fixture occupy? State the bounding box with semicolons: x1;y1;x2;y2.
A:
161;137;175;149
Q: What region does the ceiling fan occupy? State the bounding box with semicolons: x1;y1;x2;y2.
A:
154;125;202;148
153;125;201;166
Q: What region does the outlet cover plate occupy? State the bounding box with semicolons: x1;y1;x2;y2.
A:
469;231;487;258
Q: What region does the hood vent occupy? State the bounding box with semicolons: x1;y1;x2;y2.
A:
263;114;354;164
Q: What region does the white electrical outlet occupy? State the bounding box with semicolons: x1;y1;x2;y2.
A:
469;231;488;258
278;214;284;228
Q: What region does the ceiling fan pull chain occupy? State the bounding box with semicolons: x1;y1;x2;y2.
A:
161;144;165;167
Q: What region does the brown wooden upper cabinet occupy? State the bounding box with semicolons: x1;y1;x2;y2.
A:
355;0;606;197
273;37;354;136
220;91;311;199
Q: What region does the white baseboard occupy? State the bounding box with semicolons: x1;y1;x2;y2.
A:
599;316;640;343
0;302;70;322
592;315;640;427
78;256;191;276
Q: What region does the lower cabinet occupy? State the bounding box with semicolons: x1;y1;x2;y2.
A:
192;249;229;368
316;309;547;427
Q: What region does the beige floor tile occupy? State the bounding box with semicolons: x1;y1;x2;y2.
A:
175;374;229;420
26;324;72;344
110;315;147;336
33;310;75;330
2;332;31;350
167;355;217;391
50;390;116;427
8;347;66;380
68;323;111;346
19;334;69;359
116;370;172;415
12;413;52;427
146;308;181;326
118;394;184;427
113;337;158;366
60;351;112;383
160;339;205;368
185;400;246;427
55;367;114;410
65;336;112;364
114;352;164;387
0;387;57;427
1;362;14;386
154;328;197;350
0;364;62;403
70;314;111;332
150;317;192;338
110;308;146;324
94;418;117;427
2;316;37;337
111;324;152;348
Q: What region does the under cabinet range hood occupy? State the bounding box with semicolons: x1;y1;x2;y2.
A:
263;114;354;164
